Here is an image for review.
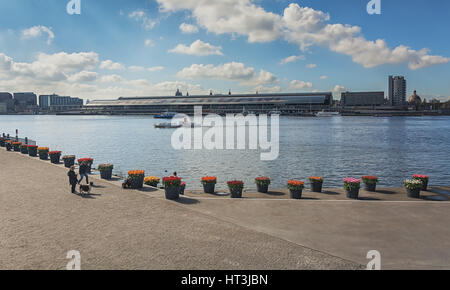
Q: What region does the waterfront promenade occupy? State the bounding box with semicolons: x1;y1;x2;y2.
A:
1;148;450;269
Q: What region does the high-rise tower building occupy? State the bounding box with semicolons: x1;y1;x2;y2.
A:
388;76;407;106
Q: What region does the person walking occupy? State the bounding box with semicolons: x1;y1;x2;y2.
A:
67;166;78;193
78;161;89;184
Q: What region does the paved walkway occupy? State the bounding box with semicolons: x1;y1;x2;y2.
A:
0;148;359;270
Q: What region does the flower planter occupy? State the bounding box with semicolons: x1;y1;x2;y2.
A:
129;176;144;189
290;189;303;199
62;156;75;168
418;180;428;191
100;169;113;180
50;154;61;164
364;183;377;192
203;183;216;194
413;175;429;191
230;188;243;198
165;186;180;200
28;146;38;157
144;177;160;187
78;158;94;173
406;188;421;198
39;152;48;160
20;146;28;154
310;182;323;193
0;139;5;147
346;188;360;199
13;144;21;151
256;184;269;193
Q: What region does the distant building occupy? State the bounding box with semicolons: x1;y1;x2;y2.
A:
84;92;333;115
13;92;37;112
408;90;422;111
341;91;385;107
0;92;14;112
388;76;407;106
39;94;83;112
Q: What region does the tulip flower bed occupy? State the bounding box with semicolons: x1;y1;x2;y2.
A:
201;176;217;194
255;177;270;193
309;176;324;193
413;174;429;191
12;142;21;151
227;180;244;198
163;176;182;200
404;179;423;198
343;178;361;199
362;176;378;192
27;145;38;157
37;147;49;160
144;176;160;187
98;164;114;179
128;170;145;189
49;151;62;164
287;180;305;199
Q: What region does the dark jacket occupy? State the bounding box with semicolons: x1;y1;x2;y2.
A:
68;170;78;184
79;163;88;175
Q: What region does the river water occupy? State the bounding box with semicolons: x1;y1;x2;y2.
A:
1;115;449;189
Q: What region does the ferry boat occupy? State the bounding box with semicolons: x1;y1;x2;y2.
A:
154;122;182;129
315;110;340;117
154;112;178;119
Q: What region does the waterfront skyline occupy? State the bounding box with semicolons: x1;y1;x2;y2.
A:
0;0;449;101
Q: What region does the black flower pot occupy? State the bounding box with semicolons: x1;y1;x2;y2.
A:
49;154;61;164
63;158;75;168
28;147;37;157
39;152;48;160
406;188;421;198
256;184;269;193
0;139;5;147
100;169;113;180
346;188;360;199
129;176;144;189
20;147;28;154
364;183;377;192
13;144;20;151
310;182;323;193
420;180;428;191
203;183;215;194
230;188;243;198
165;186;180;200
290;189;303;199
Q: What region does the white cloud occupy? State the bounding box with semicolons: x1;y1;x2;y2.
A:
147;66;164;72
177;62;277;87
100;60;125;70
169;40;223;56
320;75;328;80
68;71;98;83
99;74;125;83
306;64;317;69
331;85;348;98
288;80;313;90
280;55;305;65
157;1;449;69
145;39;155;47
128;65;164;72
22;25;54;45
179;23;199;34
129;10;156;30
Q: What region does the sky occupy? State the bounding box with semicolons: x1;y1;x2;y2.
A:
0;0;449;101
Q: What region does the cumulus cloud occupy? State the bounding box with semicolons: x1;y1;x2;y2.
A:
306;64;317;69
129;10;156;30
280;55;305;65
179;23;199;34
176;62;278;87
145;39;155;47
320;75;328;80
22;25;54;45
147;66;165;72
157;0;449;69
100;60;125;70
288;80;313;90
169;40;223;56
68;71;98;83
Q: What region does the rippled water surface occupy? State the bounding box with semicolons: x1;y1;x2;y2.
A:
1;115;449;189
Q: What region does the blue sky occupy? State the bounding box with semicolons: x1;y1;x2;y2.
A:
0;0;449;100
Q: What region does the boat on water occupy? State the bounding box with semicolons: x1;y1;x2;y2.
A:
268;110;282;116
154;112;178;119
315;110;340;117
154;122;182;129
